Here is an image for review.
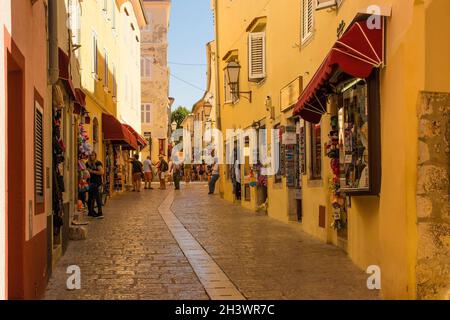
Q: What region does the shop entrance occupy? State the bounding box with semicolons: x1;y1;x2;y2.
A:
7;47;26;299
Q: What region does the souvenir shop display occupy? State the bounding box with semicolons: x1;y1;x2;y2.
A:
104;146;112;196
338;81;370;192
52;109;65;236
326;115;346;231
254;161;268;187
298;122;306;175
113;147;123;192
77;123;93;214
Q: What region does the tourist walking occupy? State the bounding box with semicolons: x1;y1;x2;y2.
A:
143;156;153;189
208;153;220;195
130;154;143;192
158;155;169;190
86;151;104;219
173;162;182;190
167;157;174;185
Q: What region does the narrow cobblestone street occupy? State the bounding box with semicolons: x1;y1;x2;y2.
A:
45;184;379;300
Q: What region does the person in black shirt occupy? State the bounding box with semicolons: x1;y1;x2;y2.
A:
86;152;104;218
130;154;143;192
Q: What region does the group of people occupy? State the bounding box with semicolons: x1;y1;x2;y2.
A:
130;153;221;195
78;151;105;219
78;152;221;221
130;154;172;192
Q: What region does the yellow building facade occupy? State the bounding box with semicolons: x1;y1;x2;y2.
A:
213;0;450;299
78;0;146;163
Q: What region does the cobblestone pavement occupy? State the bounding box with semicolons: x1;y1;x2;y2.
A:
45;183;379;300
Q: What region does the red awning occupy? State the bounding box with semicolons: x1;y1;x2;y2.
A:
102;113;138;150
73;88;86;114
294;16;384;123
58;48;76;99
123;124;148;148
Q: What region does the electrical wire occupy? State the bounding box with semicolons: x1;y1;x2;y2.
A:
152;61;206;92
169;61;207;66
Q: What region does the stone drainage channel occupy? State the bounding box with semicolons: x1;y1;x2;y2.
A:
158;191;245;300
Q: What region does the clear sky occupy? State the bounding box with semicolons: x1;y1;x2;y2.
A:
168;0;214;112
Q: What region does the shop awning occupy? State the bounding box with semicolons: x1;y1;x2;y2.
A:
123;124;148;148
58;48;77;99
73;88;86;114
102;113;138;150
293;15;385;123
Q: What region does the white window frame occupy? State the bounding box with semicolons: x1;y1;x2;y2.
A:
92;31;99;78
301;0;314;44
141;103;151;124
103;49;109;89
141;57;152;79
111;0;116;28
112;63;117;97
248;32;266;81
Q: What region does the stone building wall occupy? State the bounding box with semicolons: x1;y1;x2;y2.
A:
416;92;450;299
141;2;170;161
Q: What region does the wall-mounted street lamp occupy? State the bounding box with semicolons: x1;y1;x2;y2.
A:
203;102;212;119
224;61;252;103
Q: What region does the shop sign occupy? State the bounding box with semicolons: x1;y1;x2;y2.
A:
282;132;296;145
280;77;303;112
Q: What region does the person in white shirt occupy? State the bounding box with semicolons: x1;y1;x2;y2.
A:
143;156;153;190
208;151;220;195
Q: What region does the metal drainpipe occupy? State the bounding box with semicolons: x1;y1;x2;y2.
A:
48;0;59;85
214;0;221;131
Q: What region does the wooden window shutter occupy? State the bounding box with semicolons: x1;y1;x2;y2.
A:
248;32;266;80
301;0;314;43
34;101;44;203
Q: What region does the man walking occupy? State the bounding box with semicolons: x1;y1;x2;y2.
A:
143;156;153;189
208;152;220;195
130;154;143;192
173;162;182;190
86;152;104;219
158;155;168;190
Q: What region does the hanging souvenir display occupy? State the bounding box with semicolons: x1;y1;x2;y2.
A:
326;115;346;231
77;122;93;213
52;109;65;236
255;161;268;187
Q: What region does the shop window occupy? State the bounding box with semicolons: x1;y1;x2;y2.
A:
337;71;381;195
309;122;322;180
274;124;283;183
34;98;44;206
299;120;307;175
